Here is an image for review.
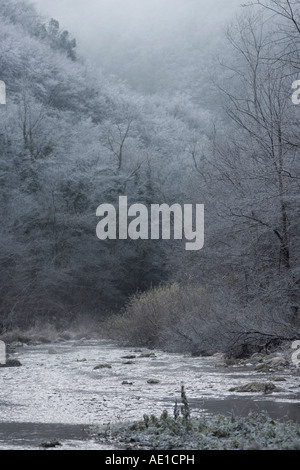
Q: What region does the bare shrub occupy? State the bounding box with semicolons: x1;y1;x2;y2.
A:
0;314;103;345
0;324;58;345
104;282;300;357
104;283;212;351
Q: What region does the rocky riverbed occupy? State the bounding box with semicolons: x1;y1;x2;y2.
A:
0;338;299;450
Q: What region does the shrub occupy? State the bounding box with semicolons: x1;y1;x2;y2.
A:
104;281;300;357
104;282;214;352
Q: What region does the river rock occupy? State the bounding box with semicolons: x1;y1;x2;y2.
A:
147;379;160;384
40;439;62;449
254;353;290;372
229;381;281;393
249;353;265;362
264;356;287;366
0;358;22;368
94;363;112;370
255;363;272;372
269;376;286;382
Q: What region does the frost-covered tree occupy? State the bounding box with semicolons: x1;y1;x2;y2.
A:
184;8;300;354
1;0;211;331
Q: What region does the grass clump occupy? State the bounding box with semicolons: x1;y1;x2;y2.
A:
97;411;300;450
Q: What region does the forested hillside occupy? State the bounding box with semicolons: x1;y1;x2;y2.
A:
0;0;211;329
0;0;299;357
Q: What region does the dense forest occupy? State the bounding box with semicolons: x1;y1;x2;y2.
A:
0;0;300;357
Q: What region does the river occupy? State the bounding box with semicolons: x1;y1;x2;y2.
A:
0;338;299;450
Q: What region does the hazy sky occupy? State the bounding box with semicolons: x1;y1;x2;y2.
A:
32;0;244;93
32;0;243;57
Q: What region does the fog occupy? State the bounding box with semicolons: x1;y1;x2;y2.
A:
32;0;243;93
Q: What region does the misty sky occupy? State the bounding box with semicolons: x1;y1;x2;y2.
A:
32;0;244;93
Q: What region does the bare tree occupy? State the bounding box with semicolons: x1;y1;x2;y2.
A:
189;10;300;325
247;0;300;70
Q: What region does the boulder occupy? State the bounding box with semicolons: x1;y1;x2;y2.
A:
264;356;286;366
255;355;289;372
229;381;281;393
147;379;160;384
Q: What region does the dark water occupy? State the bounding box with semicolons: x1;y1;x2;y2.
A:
190;397;300;422
0;422;91;450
